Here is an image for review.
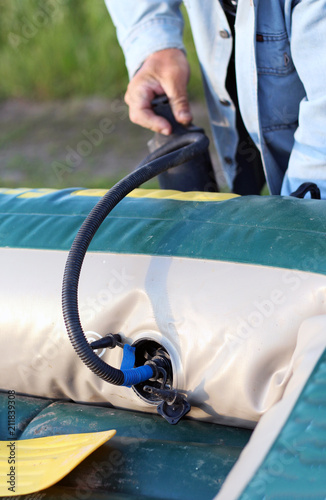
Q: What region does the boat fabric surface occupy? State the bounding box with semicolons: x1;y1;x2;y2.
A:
1;336;326;499
1;188;326;428
0;187;326;274
216;317;326;499
0;392;251;499
1;188;326;498
238;347;326;500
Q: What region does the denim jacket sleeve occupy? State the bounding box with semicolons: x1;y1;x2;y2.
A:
281;0;326;196
104;1;185;78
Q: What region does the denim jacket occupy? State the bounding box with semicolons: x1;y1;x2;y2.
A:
105;0;326;197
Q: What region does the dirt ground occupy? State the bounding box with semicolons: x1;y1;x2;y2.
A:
0;97;226;190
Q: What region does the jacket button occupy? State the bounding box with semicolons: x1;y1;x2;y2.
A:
224;157;233;165
220;99;231;106
219;29;230;39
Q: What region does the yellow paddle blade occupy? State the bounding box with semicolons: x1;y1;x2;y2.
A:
0;430;116;496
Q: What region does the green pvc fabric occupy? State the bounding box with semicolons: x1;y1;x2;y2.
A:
239;348;326;500
1;188;326;274
0;392;251;499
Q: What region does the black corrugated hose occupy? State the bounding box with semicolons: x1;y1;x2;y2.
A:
62;132;209;386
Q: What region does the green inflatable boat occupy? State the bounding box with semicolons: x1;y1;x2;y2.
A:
0;181;326;498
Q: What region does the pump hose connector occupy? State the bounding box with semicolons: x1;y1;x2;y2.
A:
62;131;209;386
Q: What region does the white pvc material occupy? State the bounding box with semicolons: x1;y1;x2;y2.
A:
1;247;326;427
216;316;326;499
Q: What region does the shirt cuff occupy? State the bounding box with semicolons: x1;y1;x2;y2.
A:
121;17;185;78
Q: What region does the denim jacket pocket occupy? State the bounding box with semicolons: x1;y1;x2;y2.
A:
256;31;295;76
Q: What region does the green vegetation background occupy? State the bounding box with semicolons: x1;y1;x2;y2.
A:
0;0;204;101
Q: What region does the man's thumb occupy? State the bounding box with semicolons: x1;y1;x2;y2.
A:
168;94;192;125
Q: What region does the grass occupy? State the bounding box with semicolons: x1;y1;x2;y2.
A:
0;2;211;191
0;166;160;191
0;0;204;101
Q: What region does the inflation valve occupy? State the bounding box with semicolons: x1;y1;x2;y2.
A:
132;339;190;425
90;336;190;424
144;386;191;425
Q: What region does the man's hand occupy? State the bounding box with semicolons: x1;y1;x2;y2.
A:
124;48;192;135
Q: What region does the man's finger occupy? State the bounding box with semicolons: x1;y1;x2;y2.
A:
125;82;172;134
168;94;192;125
161;52;192;125
124;49;192;133
129;106;172;135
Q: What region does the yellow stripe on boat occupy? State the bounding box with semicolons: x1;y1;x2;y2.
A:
18;188;57;198
70;188;239;202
